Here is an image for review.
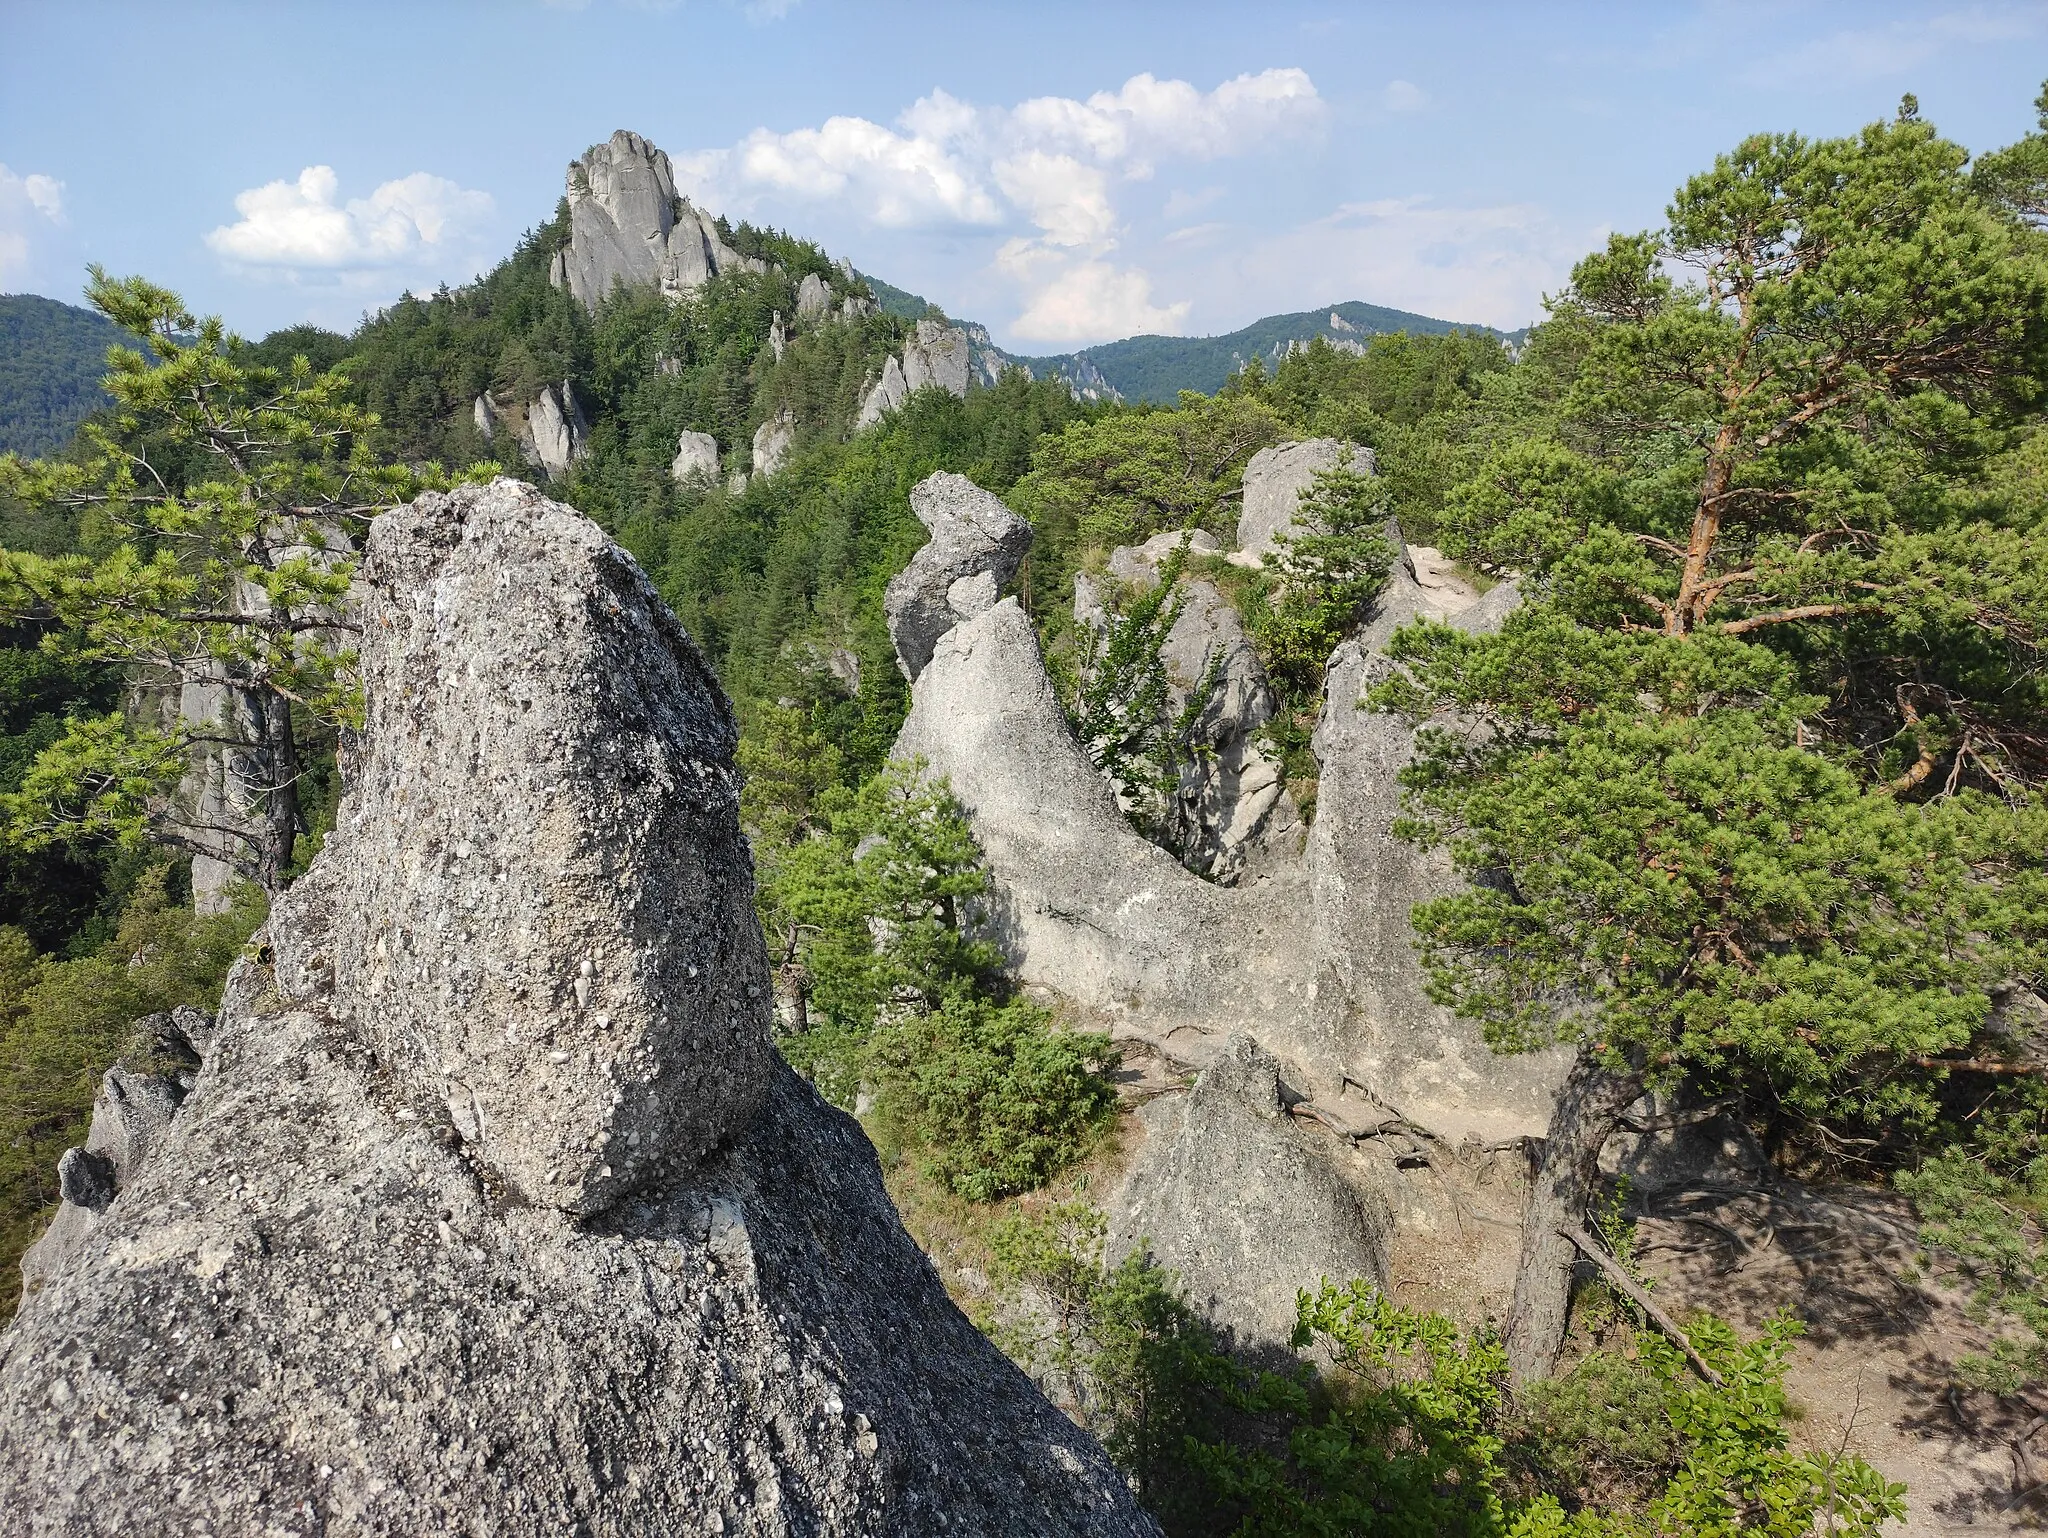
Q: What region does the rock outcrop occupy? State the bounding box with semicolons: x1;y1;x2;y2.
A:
670;428;720;484
551;130;764;310
857;320;972;428
0;479;1153;1538
883;472;1033;681
473;391;502;445
1307;541;1571;1142
889;472;1563;1139
521;380;588;480
1089;531;1293;884
796;271;831;320
1236;439;1372;565
1110;1035;1389;1353
752;410;796;480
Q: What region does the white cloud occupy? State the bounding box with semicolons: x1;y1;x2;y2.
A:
1382;79;1429;112
718;112;1003;228
0;164;65;288
1002;254;1191;343
206;166;493;270
675;69;1323;345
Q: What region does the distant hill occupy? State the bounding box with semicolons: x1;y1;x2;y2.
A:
1014;301;1529;403
0;294;135;457
853;277;1525;403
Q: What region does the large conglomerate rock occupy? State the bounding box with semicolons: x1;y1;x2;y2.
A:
0;479;1153;1538
1307;541;1572;1142
278;480;775;1215
1236;438;1372;564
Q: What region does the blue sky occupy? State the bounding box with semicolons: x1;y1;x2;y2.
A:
2;1;2044;350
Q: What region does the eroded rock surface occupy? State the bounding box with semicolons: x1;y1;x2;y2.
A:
521;380;588;480
670;428;720;484
883;472;1033;681
893;595;1310;1053
857;320;972;429
752;410;796;480
1110;1035;1389;1353
0;479;1151;1538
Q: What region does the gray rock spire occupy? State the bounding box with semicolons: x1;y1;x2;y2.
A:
552;130;765;310
882;472;1032;680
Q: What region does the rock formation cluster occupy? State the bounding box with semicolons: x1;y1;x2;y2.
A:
887;454;1565;1139
0;479;1154;1538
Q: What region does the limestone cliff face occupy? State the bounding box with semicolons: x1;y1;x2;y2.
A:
551;130;765;310
0;479;1154;1538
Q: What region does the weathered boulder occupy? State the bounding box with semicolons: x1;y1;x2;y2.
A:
521;380;588;480
752;410;796;480
552;130;764;310
273;478;776;1214
473;391;501;444
796;271;832;320
883;472;1033;681
1109;1034;1389;1352
670;428;720;484
1236;439;1372;564
1306;541;1571;1142
0;479;1153;1538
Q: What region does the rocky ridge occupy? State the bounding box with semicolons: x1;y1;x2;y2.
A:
0;479;1154;1538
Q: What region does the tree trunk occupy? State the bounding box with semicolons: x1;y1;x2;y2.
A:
255;683;299;892
1503;1047;1644;1385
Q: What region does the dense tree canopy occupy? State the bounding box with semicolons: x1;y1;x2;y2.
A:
1375;100;2048;1381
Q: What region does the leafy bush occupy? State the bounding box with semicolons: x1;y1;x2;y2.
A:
1068;535;1219;853
867;997;1117;1200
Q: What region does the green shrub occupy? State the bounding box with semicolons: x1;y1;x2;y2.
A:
867;997;1118;1200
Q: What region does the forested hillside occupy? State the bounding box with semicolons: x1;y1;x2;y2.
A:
0;294;135;457
3;88;2048;1534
